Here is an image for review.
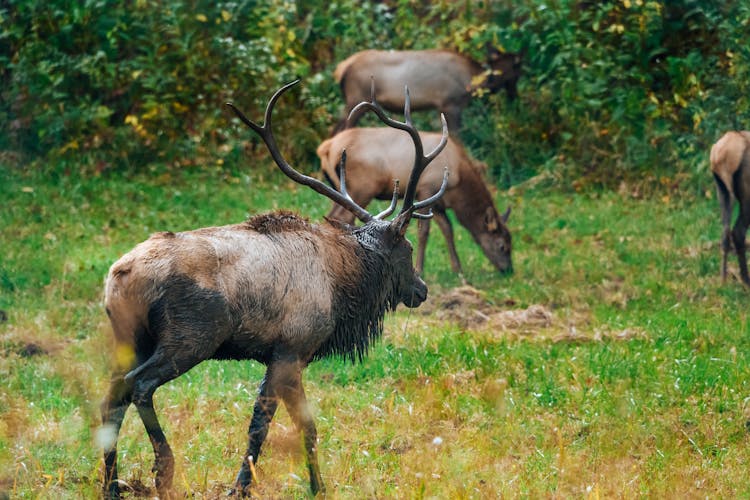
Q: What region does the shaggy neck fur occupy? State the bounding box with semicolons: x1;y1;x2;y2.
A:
314;221;398;363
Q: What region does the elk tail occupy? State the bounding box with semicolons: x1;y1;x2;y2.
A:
710;136;738;196
316;139;339;188
333;53;359;83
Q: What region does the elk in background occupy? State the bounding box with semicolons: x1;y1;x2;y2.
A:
331;45;522;135
710;130;750;285
99;81;449;498
318;127;512;278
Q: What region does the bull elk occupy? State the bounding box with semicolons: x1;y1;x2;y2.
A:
332;45;522;135
99;81;449;498
710;130;750;285
317;127;512;278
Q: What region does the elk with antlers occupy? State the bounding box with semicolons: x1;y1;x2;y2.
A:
99;81;448;498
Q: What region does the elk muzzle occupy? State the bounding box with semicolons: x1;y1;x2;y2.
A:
402;275;428;307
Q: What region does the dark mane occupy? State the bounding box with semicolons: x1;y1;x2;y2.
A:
313;222;397;363
244;210;310;234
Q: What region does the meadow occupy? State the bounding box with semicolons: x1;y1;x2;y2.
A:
2;157;750;498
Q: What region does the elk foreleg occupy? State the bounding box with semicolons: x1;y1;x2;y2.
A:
433;210;465;280
100;373;134;500
276;359;325;495
233;374;279;496
416;217;431;275
442;104;464;135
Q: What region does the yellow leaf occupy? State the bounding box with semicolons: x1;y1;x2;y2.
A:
115;344;136;370
195;13;207;22
286;48;296;58
221;10;232;22
60;140;79;153
142;107;159;120
172;101;189;114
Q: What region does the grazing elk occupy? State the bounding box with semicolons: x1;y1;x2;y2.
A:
99;81;449;498
318;127;512;277
710;130;750;285
332;45;522;135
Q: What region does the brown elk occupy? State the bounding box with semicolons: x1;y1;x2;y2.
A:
710;130;750;285
99;81;449;498
332;45;522;135
318;127;512;278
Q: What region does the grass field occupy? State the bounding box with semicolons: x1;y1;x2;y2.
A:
2;160;750;498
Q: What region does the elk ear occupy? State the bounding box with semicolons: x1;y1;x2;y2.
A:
485;206;498;231
501;206;511;223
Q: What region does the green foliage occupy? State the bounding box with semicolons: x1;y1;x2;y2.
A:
1;1;750;183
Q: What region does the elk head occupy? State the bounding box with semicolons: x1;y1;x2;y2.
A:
482;43;523;98
479;205;513;274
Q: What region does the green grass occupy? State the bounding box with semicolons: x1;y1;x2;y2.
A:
2;160;750;498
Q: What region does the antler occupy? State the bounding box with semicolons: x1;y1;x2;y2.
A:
375;180;400;219
226;80;374;223
347;80;449;220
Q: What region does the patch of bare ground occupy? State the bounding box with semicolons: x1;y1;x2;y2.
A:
416;285;645;342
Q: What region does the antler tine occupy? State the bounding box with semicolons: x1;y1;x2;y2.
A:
338;150;355;204
425;113;449;163
412;210;434;220
375;180;400;220
347;84;439;211
227;81;374;223
403;86;413;126
412;167;449;212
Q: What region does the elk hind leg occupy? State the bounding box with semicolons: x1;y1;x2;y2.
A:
714;174;733;282
127;344;210;497
101;372;133;499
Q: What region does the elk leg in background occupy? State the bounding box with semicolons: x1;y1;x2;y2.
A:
433;209;465;280
714;174;733;282
416;217;431;275
233;373;280;495
442;103;465;135
331;101;366;136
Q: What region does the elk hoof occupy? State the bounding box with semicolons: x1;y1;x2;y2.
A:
228;483;253;497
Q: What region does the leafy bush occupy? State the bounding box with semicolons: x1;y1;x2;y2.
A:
467;0;750;189
2;0;749;188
